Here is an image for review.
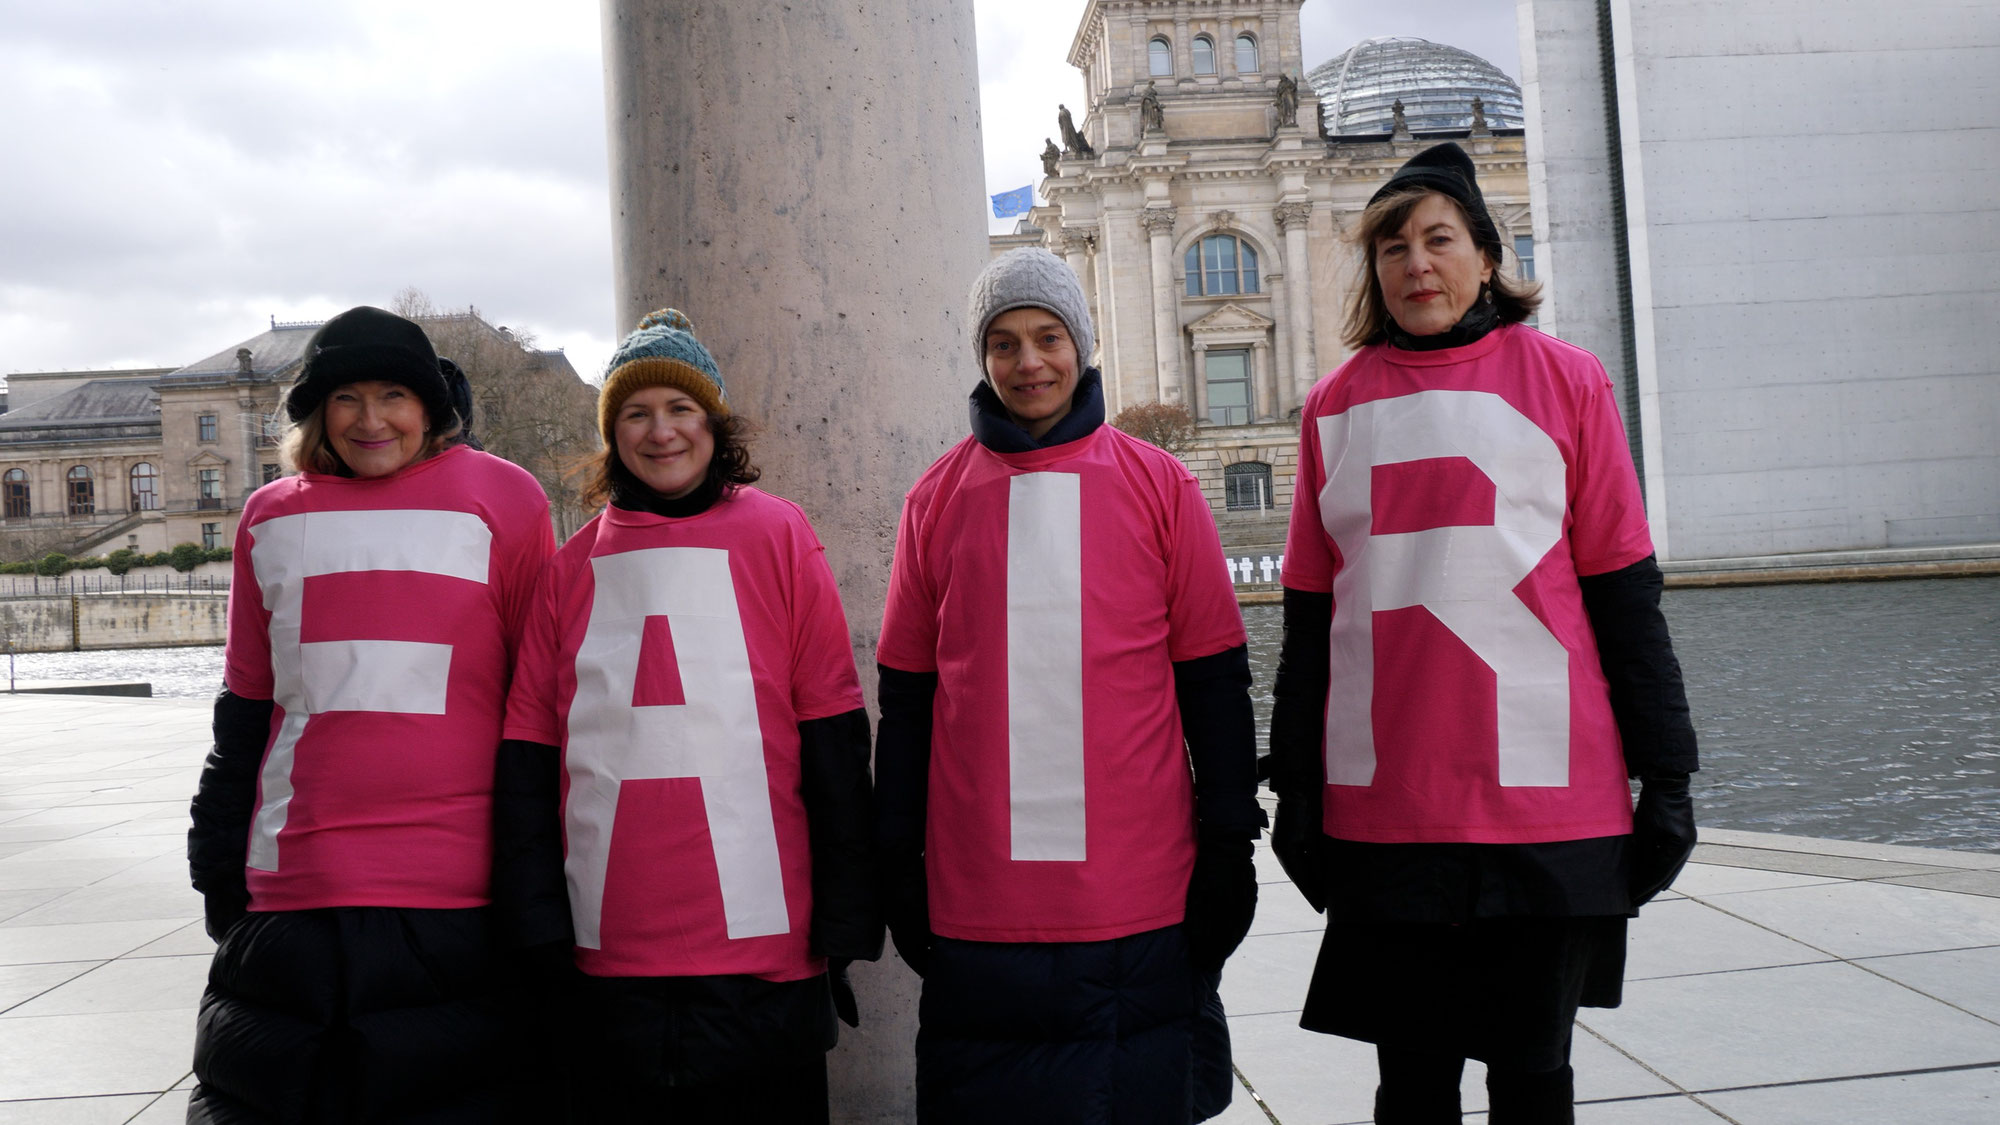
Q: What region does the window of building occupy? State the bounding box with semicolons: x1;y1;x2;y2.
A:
1235;34;1259;74
66;465;94;516
1225;461;1274;510
1184;234;1260;297
262;463;283;485
129;462;160;511
198;413;219;443
1192;35;1216;75
1205;349;1252;426
2;468;28;519
1148;37;1172;77
198;467;224;509
1513;234;1536;281
202;522;221;550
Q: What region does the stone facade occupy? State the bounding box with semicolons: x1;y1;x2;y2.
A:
997;1;1534;547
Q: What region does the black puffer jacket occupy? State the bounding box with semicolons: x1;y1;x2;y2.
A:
187;692;535;1124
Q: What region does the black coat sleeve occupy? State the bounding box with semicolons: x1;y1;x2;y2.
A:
491;738;572;949
187;689;274;934
1173;645;1267;838
1267;589;1333;802
800;707;884;962
1577;555;1700;778
874;664;938;974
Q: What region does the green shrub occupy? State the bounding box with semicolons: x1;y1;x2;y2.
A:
0;560;33;575
168;542;206;573
105;548;138;576
34;552;70;577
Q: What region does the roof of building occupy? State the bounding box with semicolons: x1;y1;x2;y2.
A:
0;379;160;429
160;322;320;388
1308;37;1524;136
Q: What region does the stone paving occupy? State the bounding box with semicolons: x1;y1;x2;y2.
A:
3;693;1998;1123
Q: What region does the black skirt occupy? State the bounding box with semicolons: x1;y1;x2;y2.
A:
1299;913;1626;1072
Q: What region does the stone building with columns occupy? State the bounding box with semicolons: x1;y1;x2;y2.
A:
1002;1;1534;540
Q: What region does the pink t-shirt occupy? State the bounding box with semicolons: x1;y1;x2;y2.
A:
1283;324;1654;844
223;445;554;911
879;426;1246;943
504;488;863;981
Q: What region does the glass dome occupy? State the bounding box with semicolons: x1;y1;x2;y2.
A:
1307;37;1524;136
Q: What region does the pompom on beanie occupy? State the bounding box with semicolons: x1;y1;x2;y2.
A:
1368;141;1504;262
286;306;451;427
966;248;1096;374
597;308;729;445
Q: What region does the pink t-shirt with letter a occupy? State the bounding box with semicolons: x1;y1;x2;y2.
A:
504;488;862;981
1283;324;1655;845
879;425;1245;943
223;445;554;911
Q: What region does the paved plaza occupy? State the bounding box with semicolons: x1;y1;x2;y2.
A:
2;693;1997;1123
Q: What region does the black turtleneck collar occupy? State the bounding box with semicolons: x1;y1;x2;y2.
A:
969;367;1107;454
607;456;726;519
1386;290;1502;352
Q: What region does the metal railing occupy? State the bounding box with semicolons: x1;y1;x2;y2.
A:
0;573;229;597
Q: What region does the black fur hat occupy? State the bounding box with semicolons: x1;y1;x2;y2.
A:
286;306;451;427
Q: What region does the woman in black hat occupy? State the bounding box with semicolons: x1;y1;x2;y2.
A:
187;305;556;1122
1268;144;1699;1122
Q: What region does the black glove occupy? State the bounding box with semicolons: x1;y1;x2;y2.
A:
1630;775;1696;907
1183;831;1258;973
1270;797;1328;914
884;853;935;979
827;958;860;1028
202;892;248;942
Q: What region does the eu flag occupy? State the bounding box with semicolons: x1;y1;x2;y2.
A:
990;185;1033;218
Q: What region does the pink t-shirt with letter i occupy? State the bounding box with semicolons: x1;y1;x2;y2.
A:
879;425;1245;943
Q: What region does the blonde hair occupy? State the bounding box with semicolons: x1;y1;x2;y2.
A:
278;402;459;477
1340;188;1542;351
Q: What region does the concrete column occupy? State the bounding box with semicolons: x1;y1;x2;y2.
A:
1191;341;1209;423
1139;207;1182;403
1252;340;1274;422
1276;201;1317;408
603;4;987;1120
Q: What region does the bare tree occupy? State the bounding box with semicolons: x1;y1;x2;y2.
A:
1110;401;1199;457
393;290;602;539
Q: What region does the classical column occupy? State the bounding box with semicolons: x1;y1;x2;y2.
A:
1057;227;1098;363
604;4;986;1120
1191;341;1210;424
1139;207;1182;404
1252;339;1274;422
1276;200;1317;413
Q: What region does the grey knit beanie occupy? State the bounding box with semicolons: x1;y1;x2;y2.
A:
967;248;1095;372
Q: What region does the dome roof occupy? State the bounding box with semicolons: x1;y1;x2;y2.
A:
1307;36;1523;136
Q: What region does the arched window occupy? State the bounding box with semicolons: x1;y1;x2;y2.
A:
2;468;28;520
129;462;160;511
1225;462;1274;510
1148;37;1173;77
1184;234;1261;297
66;465;95;517
1235;34;1259;74
1192;35;1216;75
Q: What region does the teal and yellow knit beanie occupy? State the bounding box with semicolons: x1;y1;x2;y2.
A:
598;309;729;444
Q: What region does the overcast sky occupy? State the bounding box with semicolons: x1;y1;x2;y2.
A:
0;1;1520;389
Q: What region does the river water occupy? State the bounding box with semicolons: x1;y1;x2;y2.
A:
6;577;1996;853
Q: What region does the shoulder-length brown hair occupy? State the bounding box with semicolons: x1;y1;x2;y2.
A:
277;402;459;477
578;411;761;511
1340;188;1542;351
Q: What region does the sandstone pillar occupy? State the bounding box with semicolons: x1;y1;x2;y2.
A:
1252;339;1274;422
1191;341;1210;423
1276;200;1317;410
603;3;987;1120
1140;207;1182;404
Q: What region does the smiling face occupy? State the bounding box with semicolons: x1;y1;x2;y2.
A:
1373;191;1496;338
614;384;715;500
983;306;1080;439
323;381;430;478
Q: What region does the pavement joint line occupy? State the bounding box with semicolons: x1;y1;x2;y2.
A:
1671;1058;2000;1097
1230;1063;1283;1124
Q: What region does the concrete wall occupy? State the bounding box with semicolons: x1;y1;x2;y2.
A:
1521;0;2000;560
0;594;227;653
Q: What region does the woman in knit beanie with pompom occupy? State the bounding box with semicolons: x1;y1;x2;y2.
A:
492;309;881;1121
